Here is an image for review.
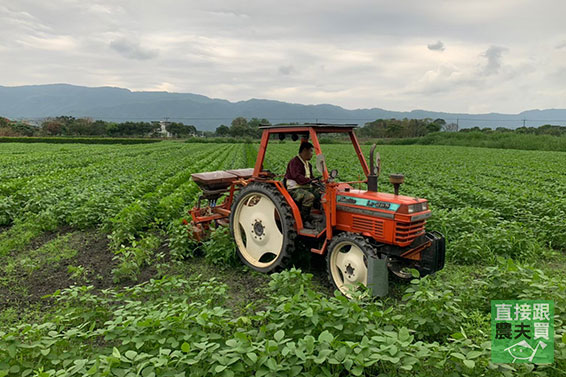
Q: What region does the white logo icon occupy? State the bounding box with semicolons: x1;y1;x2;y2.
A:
504;340;547;362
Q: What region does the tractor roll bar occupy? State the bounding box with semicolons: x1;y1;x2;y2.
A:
253;126;370;180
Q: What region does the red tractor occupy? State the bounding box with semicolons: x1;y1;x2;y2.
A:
188;124;445;297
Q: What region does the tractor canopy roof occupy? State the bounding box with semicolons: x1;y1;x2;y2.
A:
259;123;357;134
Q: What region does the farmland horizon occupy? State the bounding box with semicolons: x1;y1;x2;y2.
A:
2;83;566;131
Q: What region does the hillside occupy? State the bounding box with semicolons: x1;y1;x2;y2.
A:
1;84;565;131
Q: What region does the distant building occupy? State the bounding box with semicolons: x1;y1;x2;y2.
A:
159;121;173;138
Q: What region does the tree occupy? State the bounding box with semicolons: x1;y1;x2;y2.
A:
360;119;387;138
67;118;93;136
166;122;197;137
230;117;249;137
0;117;9;128
537;124;563;136
385;121;403;137
90;120;108;136
10;122;35;136
216;125;230;136
248;118;270;138
427;118;445;133
42;119;65;136
406;118;428;137
426;122;442;133
359;118;444;138
460;126;481;133
433;118;446;127
495;127;512;132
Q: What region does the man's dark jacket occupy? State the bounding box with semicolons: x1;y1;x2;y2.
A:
284;156;313;186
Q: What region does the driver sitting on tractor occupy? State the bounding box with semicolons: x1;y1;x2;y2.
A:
284;141;321;229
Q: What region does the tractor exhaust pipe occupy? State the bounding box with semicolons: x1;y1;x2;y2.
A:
367;144;378;192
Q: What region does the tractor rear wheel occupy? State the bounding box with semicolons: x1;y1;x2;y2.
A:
326;233;376;298
230;183;295;273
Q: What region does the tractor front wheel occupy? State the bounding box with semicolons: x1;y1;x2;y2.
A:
326;233;376;298
386;257;417;282
230;183;295;273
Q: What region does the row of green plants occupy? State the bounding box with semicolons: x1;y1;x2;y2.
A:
0;137;162;144
0;140;565;376
1;141;563;281
0;262;564;376
0;142;248;285
369;131;566;152
0;143;214;256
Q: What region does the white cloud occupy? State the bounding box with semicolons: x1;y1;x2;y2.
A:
18;34;77;51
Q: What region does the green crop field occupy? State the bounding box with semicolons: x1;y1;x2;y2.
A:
0;141;565;376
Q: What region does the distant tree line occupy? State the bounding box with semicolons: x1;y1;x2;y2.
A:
3;115;566;139
461;124;566;136
0;117;37;136
214;117;271;138
0;116;197;138
357;119;566;139
357;118;447;138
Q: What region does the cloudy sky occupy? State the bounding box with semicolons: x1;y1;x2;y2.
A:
1;0;565;113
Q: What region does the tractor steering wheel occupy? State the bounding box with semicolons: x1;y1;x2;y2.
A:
311;176;325;192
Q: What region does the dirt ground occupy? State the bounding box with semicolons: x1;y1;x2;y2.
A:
0;230;109;311
0;226;342;322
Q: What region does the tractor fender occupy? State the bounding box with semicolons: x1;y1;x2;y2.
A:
269;180;304;230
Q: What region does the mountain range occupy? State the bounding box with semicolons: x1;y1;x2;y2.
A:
1;84;565;131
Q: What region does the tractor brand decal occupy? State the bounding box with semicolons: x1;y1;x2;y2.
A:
336;205;395;219
336;195;400;212
491;300;554;364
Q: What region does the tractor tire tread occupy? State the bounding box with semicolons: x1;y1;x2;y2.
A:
326;232;377;293
230;182;295;273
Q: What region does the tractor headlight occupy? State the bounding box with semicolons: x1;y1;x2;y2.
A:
408;202;428;213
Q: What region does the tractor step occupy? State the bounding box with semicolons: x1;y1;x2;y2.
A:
311;213;324;220
300;228;319;235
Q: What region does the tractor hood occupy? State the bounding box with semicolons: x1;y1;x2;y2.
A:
336;189;431;222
